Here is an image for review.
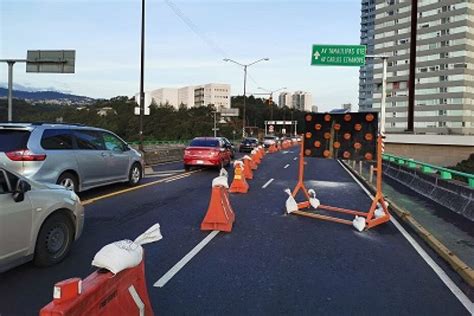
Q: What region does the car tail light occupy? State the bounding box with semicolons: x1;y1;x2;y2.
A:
184;150;191;155
5;149;46;161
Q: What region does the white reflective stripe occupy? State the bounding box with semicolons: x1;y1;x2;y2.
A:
53;286;61;299
128;285;145;316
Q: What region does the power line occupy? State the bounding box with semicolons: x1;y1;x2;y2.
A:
163;0;228;58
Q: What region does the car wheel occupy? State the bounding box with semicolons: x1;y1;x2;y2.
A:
33;212;74;267
128;163;142;186
184;164;191;171
57;172;78;193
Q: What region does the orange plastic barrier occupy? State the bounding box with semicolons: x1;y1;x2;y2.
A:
249;155;258;170
243;158;253;180
40;259;154;316
268;144;277;153
252;151;261;165
229;162;249;193
201;185;235;232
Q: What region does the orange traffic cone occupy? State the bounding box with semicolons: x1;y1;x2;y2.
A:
242;156;253;180
249;153;258;170
229;161;249;193
201;185;235;232
252;149;261;165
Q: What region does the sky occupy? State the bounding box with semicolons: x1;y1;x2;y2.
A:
0;0;362;112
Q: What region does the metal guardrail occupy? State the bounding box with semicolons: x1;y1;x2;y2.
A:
382;153;474;188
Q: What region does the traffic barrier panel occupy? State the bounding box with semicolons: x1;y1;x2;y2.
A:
201;185;235;232
229;161;249;193
251;149;261;165
40;258;154;316
242;156;254;180
249;153;258;170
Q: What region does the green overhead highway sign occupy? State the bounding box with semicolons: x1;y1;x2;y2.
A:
311;44;366;66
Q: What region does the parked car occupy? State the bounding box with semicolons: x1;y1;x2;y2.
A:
0;165;84;272
0;123;144;192
219;137;236;159
183;137;232;171
263;135;278;148
239;137;259;152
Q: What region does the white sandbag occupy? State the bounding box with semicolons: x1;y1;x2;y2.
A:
92;223;163;274
285;189;298;214
212;176;229;188
352;216;366;232
308;189;320;209
242;155;252;160
374;202;389;219
251;149;257;155
219;168;228;178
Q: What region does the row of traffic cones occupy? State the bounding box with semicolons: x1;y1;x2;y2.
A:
200;146;267;232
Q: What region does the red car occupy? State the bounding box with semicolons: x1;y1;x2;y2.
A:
183;137;232;171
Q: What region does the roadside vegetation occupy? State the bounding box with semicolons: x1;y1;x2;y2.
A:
0;96;307;142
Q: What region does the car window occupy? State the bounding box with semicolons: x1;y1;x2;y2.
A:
74;130;105;150
189;139;219;147
0;170;8;193
41;129;73;150
102;132;125;151
0;130;31;152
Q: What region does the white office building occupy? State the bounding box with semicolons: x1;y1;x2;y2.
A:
149;88;179;107
149;83;231;110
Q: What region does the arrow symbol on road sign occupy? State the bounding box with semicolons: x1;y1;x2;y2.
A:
314;51;320;60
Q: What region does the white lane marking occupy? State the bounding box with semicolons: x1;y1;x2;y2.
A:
337;160;473;313
165;174;190;183
293;157;298;161
262;178;274;189
145;173;175;179
154;230;220;288
284;164;290;169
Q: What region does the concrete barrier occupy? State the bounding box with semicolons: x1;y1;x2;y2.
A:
130;144;185;166
382;161;474;222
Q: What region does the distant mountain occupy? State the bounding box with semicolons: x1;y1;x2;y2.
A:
0;88;94;105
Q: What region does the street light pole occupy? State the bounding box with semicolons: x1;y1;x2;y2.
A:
7;61;15;122
223;57;269;138
139;0;146;152
258;86;286;121
243;65;247;138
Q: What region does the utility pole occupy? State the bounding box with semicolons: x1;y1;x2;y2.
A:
139;0;146;151
407;0;418;132
223;57;269;138
7;61;15;122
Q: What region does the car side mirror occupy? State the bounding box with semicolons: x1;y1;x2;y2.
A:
12;180;31;203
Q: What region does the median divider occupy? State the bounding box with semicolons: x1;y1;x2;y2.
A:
230;161;249;193
201;169;235;232
242;156;254;180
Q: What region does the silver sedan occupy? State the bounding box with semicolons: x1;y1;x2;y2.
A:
0;165;84;272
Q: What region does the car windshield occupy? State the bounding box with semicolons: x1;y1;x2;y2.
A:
243;138;257;143
189;139;219;147
0;130;31;152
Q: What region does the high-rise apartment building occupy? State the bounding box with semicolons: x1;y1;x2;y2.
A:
359;0;377;111
278;92;292;108
277;91;313;112
292;91;313;112
368;0;473;135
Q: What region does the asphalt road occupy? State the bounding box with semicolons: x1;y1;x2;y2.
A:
0;148;471;315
